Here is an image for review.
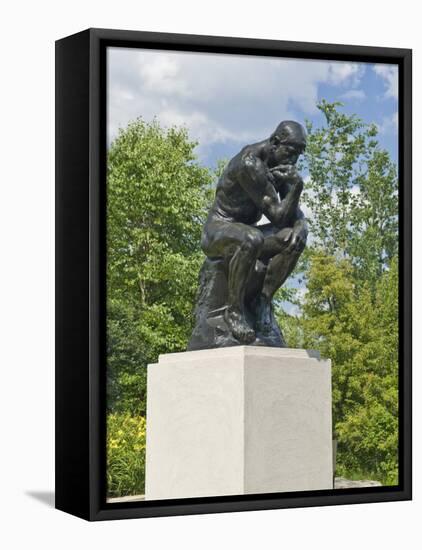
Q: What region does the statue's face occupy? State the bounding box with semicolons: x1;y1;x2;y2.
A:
268;136;305;167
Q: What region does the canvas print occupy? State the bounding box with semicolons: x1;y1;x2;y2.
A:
105;47;399;502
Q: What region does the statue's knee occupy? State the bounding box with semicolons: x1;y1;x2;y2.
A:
242;230;264;254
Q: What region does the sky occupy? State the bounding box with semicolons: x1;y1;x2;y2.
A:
107;47;399;168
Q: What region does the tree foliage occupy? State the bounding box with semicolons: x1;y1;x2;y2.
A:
107;413;146;497
107;119;213;415
302;100;398;286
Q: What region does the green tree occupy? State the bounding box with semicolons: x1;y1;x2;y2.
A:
335;257;399;484
302;100;398;286
107;118;212;415
295;253;398;484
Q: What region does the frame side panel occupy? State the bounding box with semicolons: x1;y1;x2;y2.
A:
400;49;412;499
55;30;91;520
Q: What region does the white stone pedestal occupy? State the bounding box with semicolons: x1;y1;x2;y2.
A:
145;346;332;500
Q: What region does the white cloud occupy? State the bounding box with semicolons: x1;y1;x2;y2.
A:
328;62;365;87
138;55;191;97
373;64;398;99
157;108;240;147
107;48;367;156
377;111;398;134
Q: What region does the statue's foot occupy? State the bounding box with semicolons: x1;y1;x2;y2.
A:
224;307;255;344
255;295;273;336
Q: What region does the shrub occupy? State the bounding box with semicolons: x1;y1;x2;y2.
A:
107;413;146;497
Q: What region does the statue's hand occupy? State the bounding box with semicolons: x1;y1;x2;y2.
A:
271;164;303;187
286;224;307;253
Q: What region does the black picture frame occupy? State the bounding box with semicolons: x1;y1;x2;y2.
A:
55;27;412;521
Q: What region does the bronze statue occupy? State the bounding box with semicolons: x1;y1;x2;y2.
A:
188;121;307;350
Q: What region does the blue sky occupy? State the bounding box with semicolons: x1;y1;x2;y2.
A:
107;47;398;168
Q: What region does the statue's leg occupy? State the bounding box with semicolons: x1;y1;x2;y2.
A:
252;226;305;335
202;221;264;343
255;249;302;335
262;247;302;299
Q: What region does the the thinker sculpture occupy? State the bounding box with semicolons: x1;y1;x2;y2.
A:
188;121;308;350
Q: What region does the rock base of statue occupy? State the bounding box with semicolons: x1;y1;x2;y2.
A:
188;258;285;350
145;346;333;500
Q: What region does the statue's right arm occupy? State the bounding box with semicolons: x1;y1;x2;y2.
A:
239;152;288;228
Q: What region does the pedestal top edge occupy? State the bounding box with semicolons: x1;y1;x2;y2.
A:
157;346;322;363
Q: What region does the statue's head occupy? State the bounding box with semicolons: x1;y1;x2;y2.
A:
267;120;307;167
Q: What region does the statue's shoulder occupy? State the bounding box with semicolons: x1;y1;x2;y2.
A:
237;142;260;164
223;141;265;179
241;142;259;155
224;145;253;174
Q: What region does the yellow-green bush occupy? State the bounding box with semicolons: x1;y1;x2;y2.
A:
107;413;146;497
